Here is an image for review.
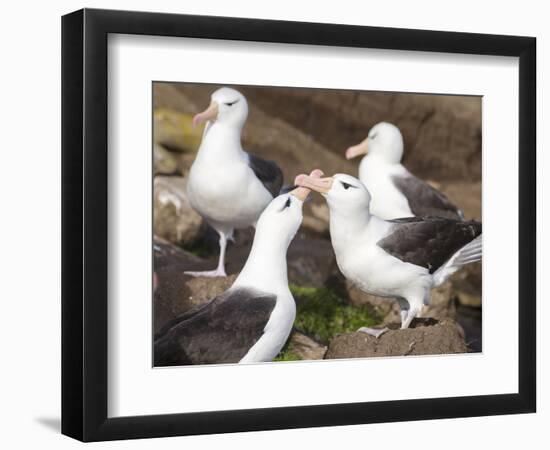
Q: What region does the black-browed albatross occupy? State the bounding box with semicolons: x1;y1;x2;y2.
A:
345;121;463;220
295;172;481;333
154;171;323;366
186;87;283;277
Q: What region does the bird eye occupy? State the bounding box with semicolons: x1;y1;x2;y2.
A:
284;197;291;208
341;181;355;190
369;132;377;139
225;100;239;106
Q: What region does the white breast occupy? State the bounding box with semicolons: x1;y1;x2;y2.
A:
359;157;413;220
187;158;273;230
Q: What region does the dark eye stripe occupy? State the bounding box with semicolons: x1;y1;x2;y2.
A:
341;181;356;190
225;100;239;106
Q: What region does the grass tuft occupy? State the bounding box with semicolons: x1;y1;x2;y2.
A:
290;284;379;344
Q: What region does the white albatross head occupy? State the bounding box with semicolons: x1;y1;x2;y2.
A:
234;170;323;290
294;172;371;217
345;121;404;164
254;169;324;249
193;87;248;129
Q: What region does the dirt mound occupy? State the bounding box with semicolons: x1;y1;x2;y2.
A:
325;318;468;359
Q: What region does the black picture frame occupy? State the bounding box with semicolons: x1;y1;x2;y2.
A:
62;8;536;442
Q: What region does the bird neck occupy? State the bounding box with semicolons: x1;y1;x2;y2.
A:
233;231;290;295
329;207;371;252
196;121;246;164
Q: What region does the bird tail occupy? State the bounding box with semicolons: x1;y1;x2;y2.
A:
433;234;482;286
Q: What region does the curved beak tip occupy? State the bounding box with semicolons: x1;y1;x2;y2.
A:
291;169;324;201
192;102;219;127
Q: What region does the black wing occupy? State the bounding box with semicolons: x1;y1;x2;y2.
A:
377;217;481;273
247;153;283;198
154;288;276;366
392;174;463;219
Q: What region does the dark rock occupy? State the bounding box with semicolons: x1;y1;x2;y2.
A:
198;228;339;287
153;237;203;271
325;319;467;359
455;304;482;352
153;238;238;334
287;233;339;287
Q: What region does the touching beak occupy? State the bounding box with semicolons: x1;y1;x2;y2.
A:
290;169;324;201
294;172;333;194
192;101;219;127
345;137;369;160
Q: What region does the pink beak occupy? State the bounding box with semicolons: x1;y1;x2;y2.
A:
294;170;334;194
290;169;324;201
345;138;369;160
192;101;219;127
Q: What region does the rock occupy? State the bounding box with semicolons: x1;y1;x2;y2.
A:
153;83;199;114
287;331;327;360
154;273;237;335
325;319;468;359
287;232;339;287
241;87;481;183
153;143;187;176
153;237;203;271
301;202;330;236
309;202;330;223
440;181;482;220
153;237;238;334
346;279;401;324
346;279;456;325
451;262;482;308
455;304;482;352
162;83;356;185
421;281;456;320
215;229;339;287
153;108;203;153
154;176;203;247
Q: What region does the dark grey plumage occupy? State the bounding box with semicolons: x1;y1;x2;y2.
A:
154;288;276;367
248;153;284;198
392;174;463;220
377;217;482;273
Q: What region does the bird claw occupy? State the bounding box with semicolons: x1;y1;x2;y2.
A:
357;327;389;338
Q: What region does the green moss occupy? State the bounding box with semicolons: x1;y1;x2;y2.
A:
273;346;303;362
290;285;379;344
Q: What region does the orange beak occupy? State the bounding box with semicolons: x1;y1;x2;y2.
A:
345;137;369;160
192;101;219;127
290;169;324;201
